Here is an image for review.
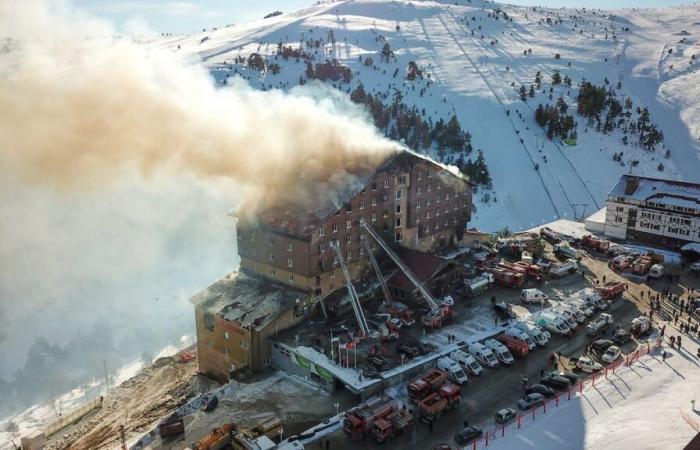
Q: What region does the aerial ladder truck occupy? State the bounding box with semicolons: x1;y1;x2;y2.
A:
331;240;371;337
359;220;452;329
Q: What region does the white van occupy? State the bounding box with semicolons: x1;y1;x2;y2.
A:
521;288;549;305
513;321;549;346
504;328;536;350
483;339;514;365
437;357;469;385
571;288;607;310
534;312;570;335
564;298;594;317
649;264;664;279
467;342;499;368
450;350;483;376
553;303;586;323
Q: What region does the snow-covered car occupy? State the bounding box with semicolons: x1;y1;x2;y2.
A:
525;384;555;398
576;356;603;373
540;374;571;391
602;346;621;363
517;393;545;410
590;339;615;355
440;295;455;306
494;407;517;424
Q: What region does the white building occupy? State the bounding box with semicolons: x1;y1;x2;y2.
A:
604;175;700;248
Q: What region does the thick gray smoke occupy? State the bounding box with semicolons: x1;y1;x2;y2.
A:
0;0;397;417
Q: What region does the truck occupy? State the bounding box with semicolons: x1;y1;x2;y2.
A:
554;243;580;260
484;338;515;364
449;350;484;376
371;409;413;443
512;261;544;281
464;273;494;297
609;255;635;272
534;311;571;335
595;281;626;300
631;255;653;275
407;368;448;401
540;227;563;244
343;396;400;440
581;235;610;253
437;357;469;385
193;424;237;450
550;259;579;277
512;321;550;346
496;333;530;358
467;342;499;367
586;313;613;336
492;268;526;288
416;382;462;422
504;327;536;350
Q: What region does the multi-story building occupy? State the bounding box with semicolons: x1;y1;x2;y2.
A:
193;150;473;382
236;150;473;297
604;175;700;248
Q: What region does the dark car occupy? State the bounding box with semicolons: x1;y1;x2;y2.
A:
517;393;545;410
590;339;615;354
541;374;571;391
612;329;631;344
397;344;420;358
495;407;517;424
454;426;483;445
550;370;579;385
526;384;556;398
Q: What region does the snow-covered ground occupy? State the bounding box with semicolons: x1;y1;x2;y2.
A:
150;0;700;231
0;338;193;450
484;343;700;450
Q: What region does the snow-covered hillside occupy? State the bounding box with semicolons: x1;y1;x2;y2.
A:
151;0;700;231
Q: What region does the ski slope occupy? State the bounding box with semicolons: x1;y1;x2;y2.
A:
151;0;700;231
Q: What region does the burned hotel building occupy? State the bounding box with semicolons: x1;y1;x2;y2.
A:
192;150;473;382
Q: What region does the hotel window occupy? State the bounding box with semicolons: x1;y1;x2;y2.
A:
319;228;325;237
271;268;276;276
426;211;432;219
371;198;377;206
346;220;351;229
397;175;407;185
371;212;377;222
287;258;293;268
286;242;293;252
395;218;401;228
396;204;401;214
319;243;325;253
395;231;403;242
445;193;450;201
384;179;389;188
347;251;352;260
417;171;422;181
427;198;432;206
435;222;439;230
360;201;366;209
332;223;338;233
288;273;294;282
396;190;403;200
268;252;274;262
417;186;422;194
427;184;432;192
417;200;422;209
346;234;352;243
360;234;366;242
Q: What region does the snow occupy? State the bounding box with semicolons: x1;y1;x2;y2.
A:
529;219;588;239
151;0;700;232
483;348;700;450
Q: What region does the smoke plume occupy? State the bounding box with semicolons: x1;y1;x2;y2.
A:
0;0;398;217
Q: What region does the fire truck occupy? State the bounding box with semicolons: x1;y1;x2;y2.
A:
581;235;610;253
492;268;526;288
343;396;400;441
408;368;447;401
595;281;627;300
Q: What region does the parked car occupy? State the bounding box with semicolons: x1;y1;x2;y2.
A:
590;339;615;355
602;346;622;363
550;370;579;385
612;329;631;344
494;407;517;424
576;356;603;373
517;393;545;410
540;374;571;391
526;384;556;398
454;426;483;445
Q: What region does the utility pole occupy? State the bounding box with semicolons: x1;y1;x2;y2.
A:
100;358;109;394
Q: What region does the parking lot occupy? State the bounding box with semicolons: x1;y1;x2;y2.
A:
317;243;690;450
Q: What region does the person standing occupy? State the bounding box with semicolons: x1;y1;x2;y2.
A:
677;335;682;350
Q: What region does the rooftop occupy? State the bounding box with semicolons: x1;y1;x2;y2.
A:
191;271;308;330
249;149;471;237
608;175;700;210
386;248;454;292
